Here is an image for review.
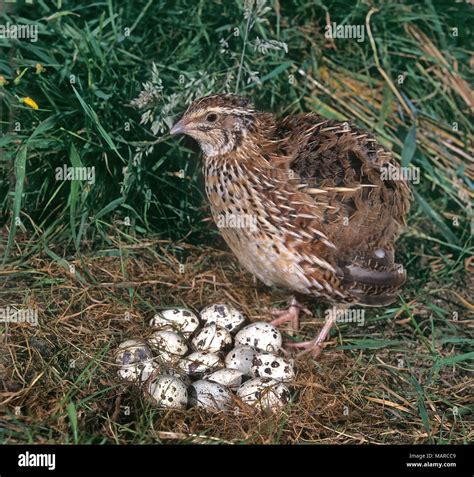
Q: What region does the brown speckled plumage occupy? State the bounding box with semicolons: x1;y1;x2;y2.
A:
171;93;411;311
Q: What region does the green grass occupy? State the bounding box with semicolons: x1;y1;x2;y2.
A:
0;0;472;445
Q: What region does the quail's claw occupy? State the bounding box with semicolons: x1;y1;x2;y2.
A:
286;339;325;358
286;305;343;358
268;297;312;335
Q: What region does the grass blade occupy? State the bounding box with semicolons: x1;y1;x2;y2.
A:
401;123;417;167
3;146;27;264
67;402;79;444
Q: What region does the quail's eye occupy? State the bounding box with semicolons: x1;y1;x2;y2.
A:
206;113;218;123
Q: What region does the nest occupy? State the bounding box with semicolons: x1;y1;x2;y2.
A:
0;239;471;444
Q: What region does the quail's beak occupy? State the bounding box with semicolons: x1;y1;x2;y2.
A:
170;118;189;135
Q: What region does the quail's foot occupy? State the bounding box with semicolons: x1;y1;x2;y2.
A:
286;337;326;358
269;297;312;335
286;305;341;357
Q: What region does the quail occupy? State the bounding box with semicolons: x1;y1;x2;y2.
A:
171;94;411;356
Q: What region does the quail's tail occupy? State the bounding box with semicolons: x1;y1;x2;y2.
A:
339;248;407;307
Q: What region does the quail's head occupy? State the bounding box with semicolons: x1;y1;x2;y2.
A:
170;93;258;157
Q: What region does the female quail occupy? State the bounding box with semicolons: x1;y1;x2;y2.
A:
171;94;411;356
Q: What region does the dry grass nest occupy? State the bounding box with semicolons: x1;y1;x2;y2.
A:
0;239;472;444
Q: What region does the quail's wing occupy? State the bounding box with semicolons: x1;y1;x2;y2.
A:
275;113;411;304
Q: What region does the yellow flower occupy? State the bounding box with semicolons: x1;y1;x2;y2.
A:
0;76;7;87
35;63;46;74
20;97;39;110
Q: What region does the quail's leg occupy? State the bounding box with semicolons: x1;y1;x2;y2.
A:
287;305;343;357
269;296;312;333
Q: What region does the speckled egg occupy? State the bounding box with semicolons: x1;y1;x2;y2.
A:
149;308;200;337
161;367;192;386
234;322;282;353
192;323;233;353
147;375;188;409
178;351;223;376
204;368;245;391
115;339;157;382
224;346;257;375
189;380;233;411
237;377;291;411
250;353;295;382
149;330;188;363
200;303;246;334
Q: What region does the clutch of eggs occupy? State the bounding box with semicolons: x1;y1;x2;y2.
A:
114;305;296;412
